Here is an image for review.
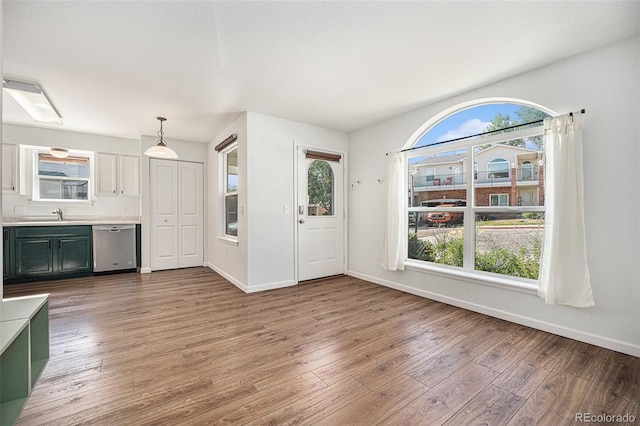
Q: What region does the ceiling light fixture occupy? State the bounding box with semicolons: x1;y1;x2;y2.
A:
3;79;63;125
50;148;70;158
144;117;178;159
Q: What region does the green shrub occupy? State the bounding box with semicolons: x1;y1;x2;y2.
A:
521;212;545;221
475;235;541;279
408;230;541;279
408;233;428;261
433;234;464;267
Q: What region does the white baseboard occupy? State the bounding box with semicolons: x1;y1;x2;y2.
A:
140;267;151;274
206;262;248;293
347;270;640;358
205;263;296;293
245;280;297;293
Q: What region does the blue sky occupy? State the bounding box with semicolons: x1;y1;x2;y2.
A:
416;103;521;147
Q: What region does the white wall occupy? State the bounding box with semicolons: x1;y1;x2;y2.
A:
2;123;141;218
140;134;208;273
348;35;640;356
206;113;248;288
246;112;348;292
207;111;348;292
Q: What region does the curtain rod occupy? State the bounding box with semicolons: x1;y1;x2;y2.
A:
386;109;585;156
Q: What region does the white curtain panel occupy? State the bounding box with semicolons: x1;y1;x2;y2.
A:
538;112;594;307
381;152;405;271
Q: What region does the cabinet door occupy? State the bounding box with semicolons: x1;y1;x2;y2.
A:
15;238;54;276
3;228;11;279
2;144;19;193
57;237;92;273
118;155;140;196
95;153;118;195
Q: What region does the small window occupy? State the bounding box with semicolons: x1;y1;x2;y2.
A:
35;152;91;201
223;146;238;237
490;194;509;206
307;160;334;216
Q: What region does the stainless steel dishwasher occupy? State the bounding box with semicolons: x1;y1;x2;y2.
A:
92;225;137;272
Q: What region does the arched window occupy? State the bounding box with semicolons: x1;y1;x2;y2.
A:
521;160;533;181
307;160;334;216
407;101;550;282
488;158;509;179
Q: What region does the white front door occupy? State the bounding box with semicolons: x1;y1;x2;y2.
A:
150;159;203;271
297;148;344;281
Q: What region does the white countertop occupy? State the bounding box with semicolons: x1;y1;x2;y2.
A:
1;294;50;321
2;216;140;226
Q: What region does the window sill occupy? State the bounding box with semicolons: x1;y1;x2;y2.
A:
217;236;239;247
404;259;539;295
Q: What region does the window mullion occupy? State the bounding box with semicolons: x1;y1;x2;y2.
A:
464;147;476;271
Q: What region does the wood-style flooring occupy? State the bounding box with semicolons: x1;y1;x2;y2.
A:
4;268;639;425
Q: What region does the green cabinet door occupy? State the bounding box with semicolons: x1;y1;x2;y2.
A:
57;237;92;273
15;238;54;276
3;228;10;279
7;226;93;283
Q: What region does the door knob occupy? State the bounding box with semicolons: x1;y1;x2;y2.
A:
299;219;305;224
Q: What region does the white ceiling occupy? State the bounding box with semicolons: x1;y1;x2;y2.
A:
3;1;639;143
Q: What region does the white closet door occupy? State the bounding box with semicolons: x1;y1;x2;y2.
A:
150;159;179;271
178;162;203;268
150;159;204;271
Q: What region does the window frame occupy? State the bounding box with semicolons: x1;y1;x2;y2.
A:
32;149;94;203
487;158;510;179
220;143;239;242
406;124;545;289
489;193;509;206
521;160;533;181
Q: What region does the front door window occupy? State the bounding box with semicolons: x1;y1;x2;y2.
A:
307;160;334;216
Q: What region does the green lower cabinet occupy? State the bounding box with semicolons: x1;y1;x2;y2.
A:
57;237;92;273
15;238;54;276
6;226;93;282
3;228;11;279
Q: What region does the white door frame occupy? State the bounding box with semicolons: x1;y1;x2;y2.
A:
293;143;348;283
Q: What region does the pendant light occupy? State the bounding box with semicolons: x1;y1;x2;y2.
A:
144;116;178;159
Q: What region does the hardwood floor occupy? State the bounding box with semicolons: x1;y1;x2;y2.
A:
4;268;639;425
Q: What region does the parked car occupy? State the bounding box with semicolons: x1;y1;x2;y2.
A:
425;204;464;226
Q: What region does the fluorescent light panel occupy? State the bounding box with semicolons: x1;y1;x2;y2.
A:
3;79;63;125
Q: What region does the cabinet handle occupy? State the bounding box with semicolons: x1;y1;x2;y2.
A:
113;190;116;194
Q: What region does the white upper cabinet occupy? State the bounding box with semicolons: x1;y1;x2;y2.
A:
118;154;140;196
2;144;19;193
95;153;140;197
95;153;118;195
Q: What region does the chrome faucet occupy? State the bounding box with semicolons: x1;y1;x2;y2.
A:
52;208;63;221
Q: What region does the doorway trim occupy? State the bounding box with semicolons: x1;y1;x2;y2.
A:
293;143;348;283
